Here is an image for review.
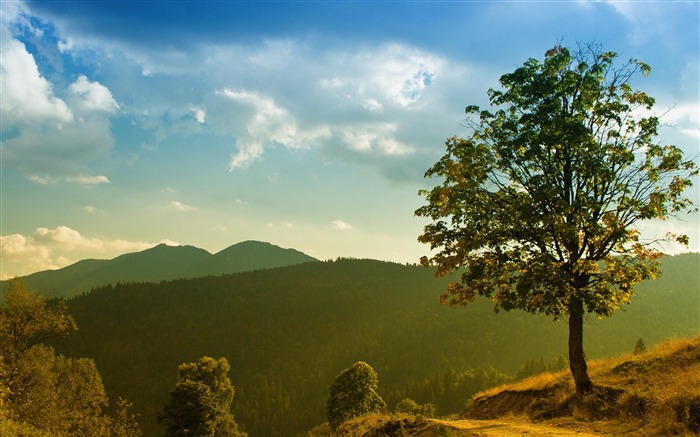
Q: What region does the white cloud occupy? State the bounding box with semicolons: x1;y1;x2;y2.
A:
331;220;354;231
69;75;120;113
82;205;98;213
340;124;413;156
169;200;198;212
0;38;73;124
68;175;111;184
1;227;159;277
218;88;331;169
320;44;442;109
663;103;700;140
191;106;206;123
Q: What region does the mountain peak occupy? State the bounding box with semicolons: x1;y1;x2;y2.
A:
5;240;317;299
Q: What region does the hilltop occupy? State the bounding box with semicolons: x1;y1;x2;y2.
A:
2;240;318;298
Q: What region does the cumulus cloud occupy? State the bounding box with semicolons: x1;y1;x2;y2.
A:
319;44;442;108
662;102;700;140
1;226;159;278
0;38;73;124
218;88;331;169
169;200;198;211
69;75;120;113
0;12;119;181
331;220;354;231
340;123;413;156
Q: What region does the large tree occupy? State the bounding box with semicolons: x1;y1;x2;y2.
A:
416;43;697;394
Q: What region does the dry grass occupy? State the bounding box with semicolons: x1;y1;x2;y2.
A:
463;336;700;436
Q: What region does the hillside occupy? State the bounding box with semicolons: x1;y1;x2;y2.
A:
459;336;700;436
2;240;318;299
50;254;700;437
305;337;700;436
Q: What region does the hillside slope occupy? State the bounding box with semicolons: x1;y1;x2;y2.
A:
51;254;699;437
461;336;700;436
3;240;318;299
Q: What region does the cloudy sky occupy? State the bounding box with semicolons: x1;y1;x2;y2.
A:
1;0;698;278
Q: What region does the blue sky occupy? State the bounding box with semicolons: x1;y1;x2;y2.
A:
1;0;699;278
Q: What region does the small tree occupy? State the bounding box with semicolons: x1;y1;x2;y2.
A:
633;338;647;355
326;361;386;430
158;356;246;437
416;43;697;394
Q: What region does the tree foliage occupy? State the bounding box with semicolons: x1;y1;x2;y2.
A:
0;279;142;436
158;356;246;437
326;361;386;430
416;43;697;393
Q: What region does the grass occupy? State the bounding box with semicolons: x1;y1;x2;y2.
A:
463;335;700;436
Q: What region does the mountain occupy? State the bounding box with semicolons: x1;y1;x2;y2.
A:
50;253;700;437
3;241;318;299
187;240;318;277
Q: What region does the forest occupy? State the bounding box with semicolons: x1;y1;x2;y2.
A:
27;253;696;436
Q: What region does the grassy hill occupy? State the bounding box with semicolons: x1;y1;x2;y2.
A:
304;337;700;436
49;253;699;436
461;336;700;436
3;240;318;299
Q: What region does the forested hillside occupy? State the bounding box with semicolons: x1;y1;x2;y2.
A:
52;254;699;436
2;241;317;299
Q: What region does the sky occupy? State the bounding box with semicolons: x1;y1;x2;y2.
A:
1;0;698;279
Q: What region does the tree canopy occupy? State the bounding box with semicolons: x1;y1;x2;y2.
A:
158;356;246;437
326;361;386;429
416;43;697;393
0;279;140;436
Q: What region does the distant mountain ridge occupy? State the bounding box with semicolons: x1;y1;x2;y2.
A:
3;241;318;298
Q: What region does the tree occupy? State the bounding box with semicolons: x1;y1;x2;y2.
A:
633;338;647;355
158;356;246;437
0;280;119;435
416;43;697;394
111;397;143;437
326;361;386;429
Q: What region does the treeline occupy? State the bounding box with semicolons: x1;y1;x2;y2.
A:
47;254;699;436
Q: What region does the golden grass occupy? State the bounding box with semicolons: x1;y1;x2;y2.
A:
464;336;700;436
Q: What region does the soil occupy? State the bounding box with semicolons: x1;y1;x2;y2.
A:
423;418;614;436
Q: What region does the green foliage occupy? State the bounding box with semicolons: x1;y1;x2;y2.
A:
326;361;386;430
417;42;696;317
51;256;699;436
158;356;246;437
112;397;143;437
397;367;510;416
0;280;141;436
394;398;436;417
416;42;697;393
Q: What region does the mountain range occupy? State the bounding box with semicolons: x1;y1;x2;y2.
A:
2;240;318;298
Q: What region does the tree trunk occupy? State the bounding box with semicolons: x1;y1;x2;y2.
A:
568;297;592;394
